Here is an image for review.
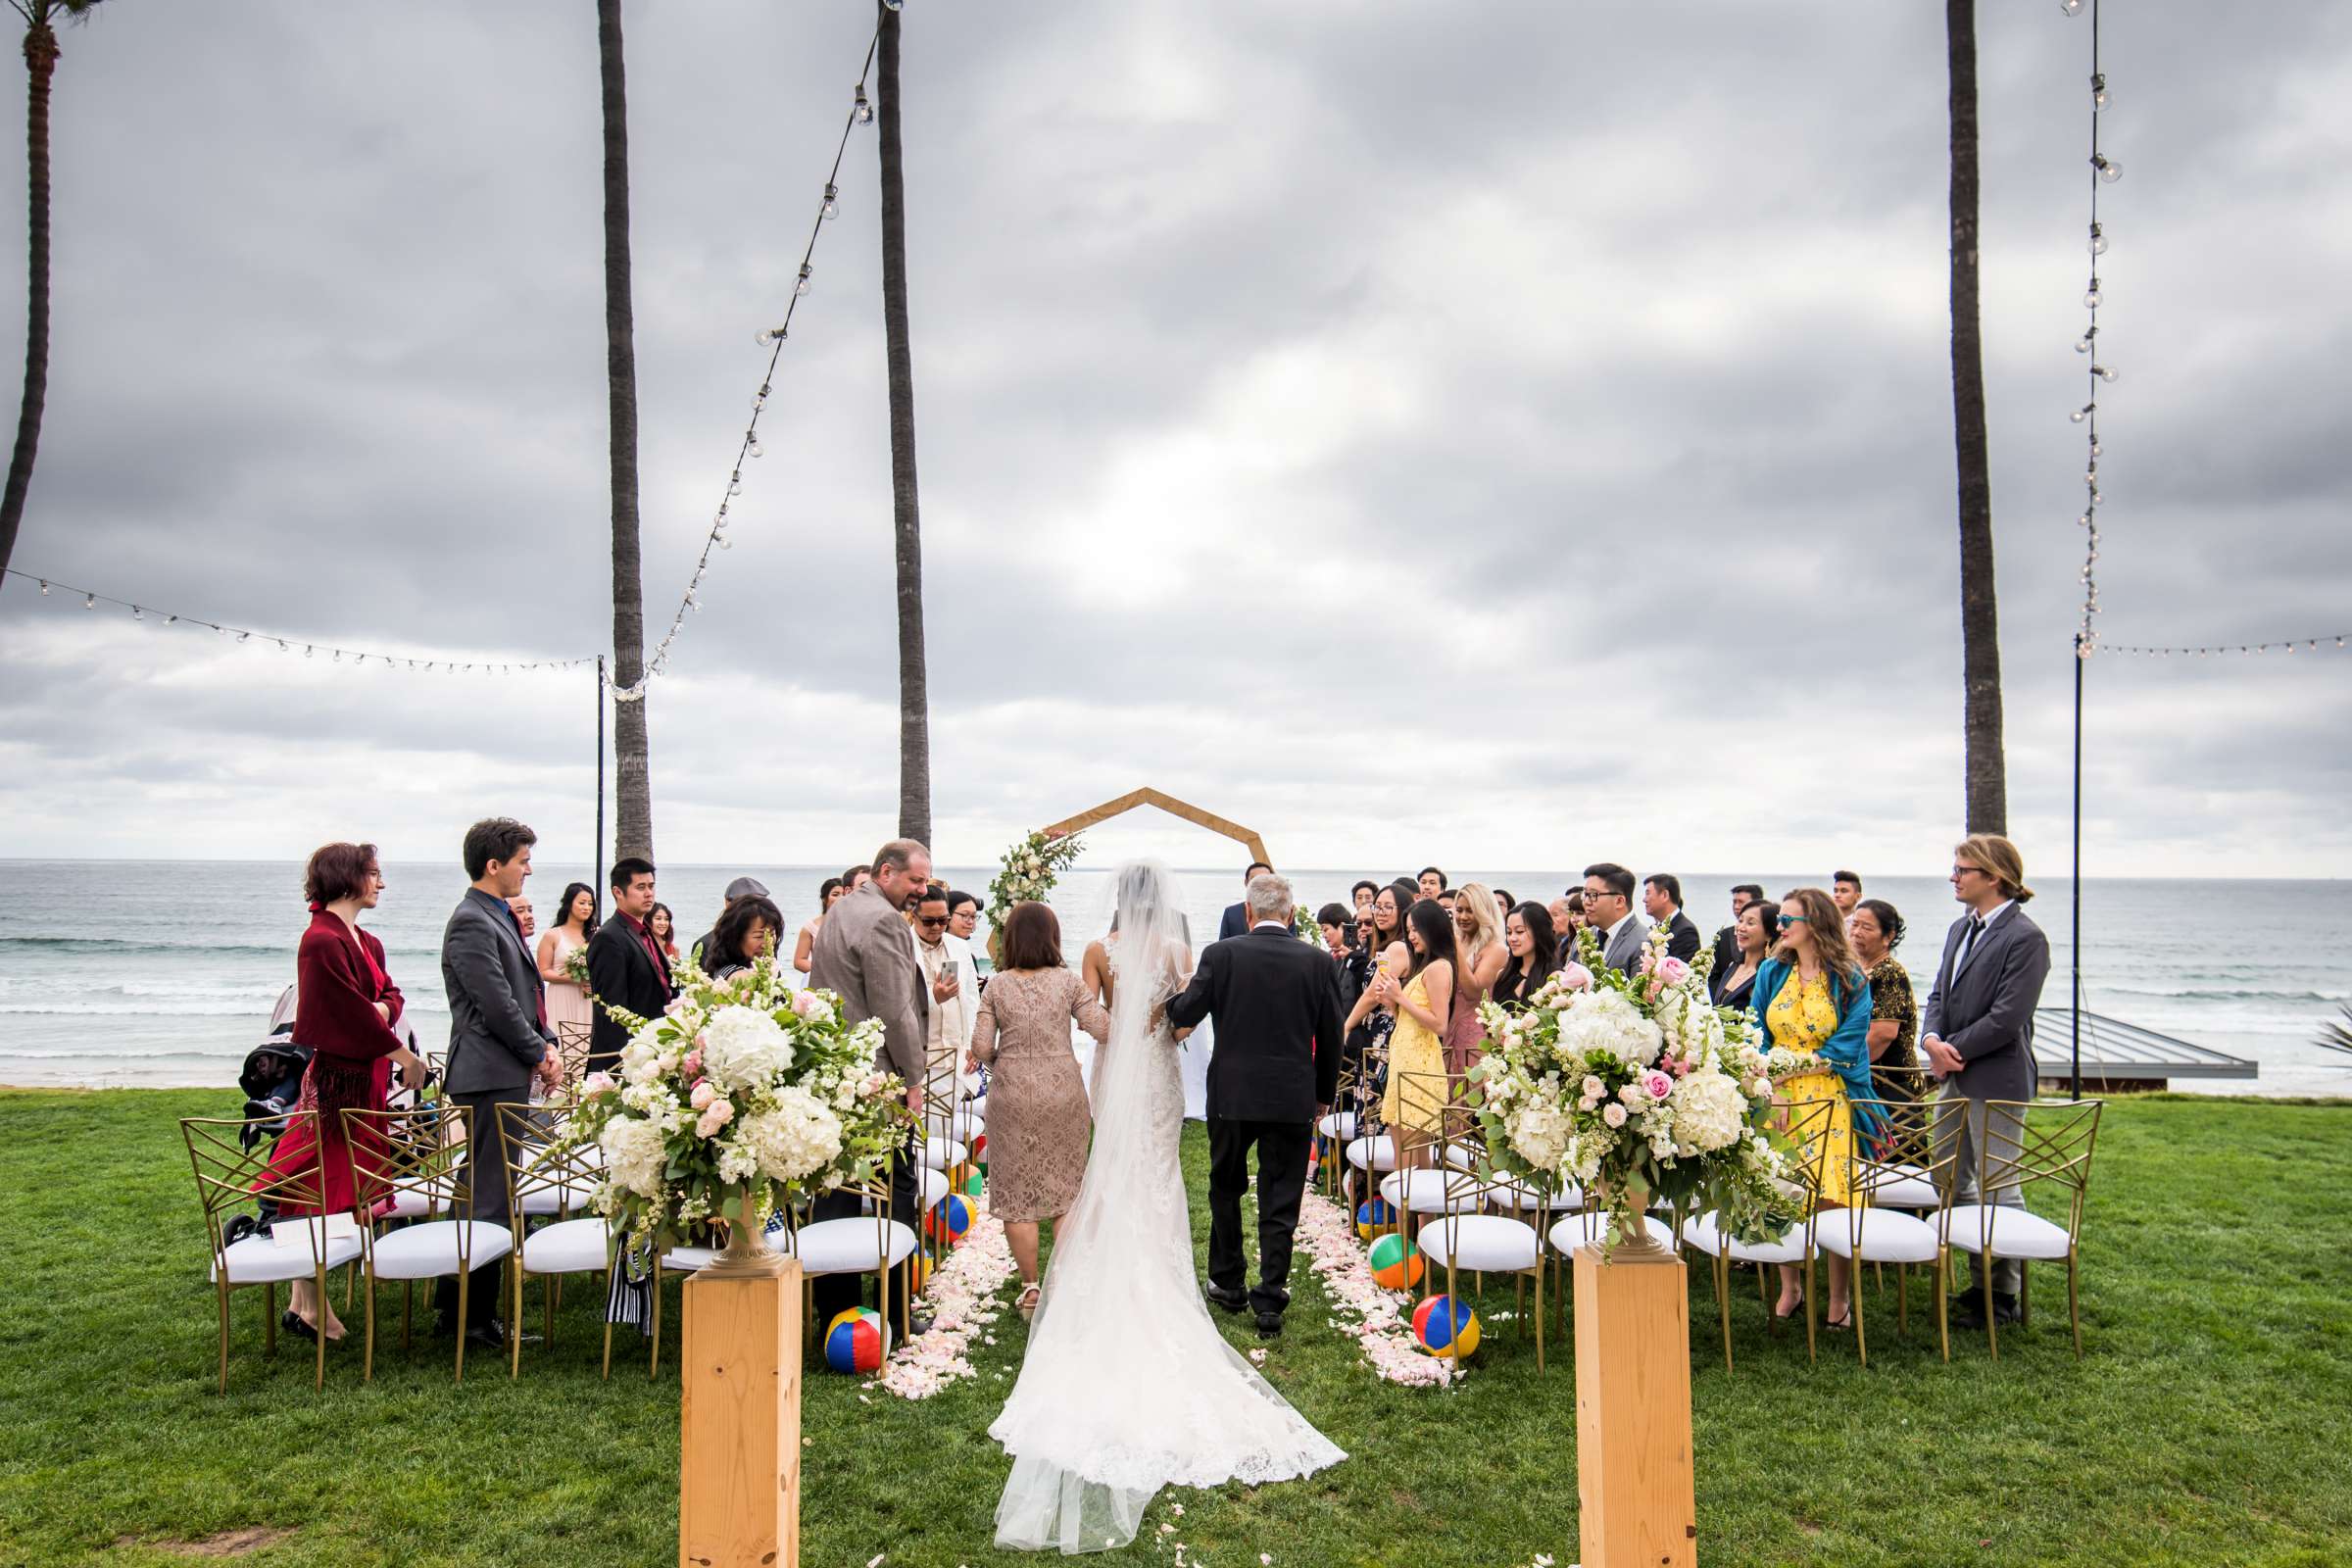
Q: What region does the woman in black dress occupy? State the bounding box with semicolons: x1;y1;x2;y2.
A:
1709;899;1777;1011
1492;901;1564;1008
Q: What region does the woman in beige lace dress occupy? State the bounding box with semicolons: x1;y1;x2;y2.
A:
968;902;1110;1317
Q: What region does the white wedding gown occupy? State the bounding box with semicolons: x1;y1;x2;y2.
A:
990;881;1345;1555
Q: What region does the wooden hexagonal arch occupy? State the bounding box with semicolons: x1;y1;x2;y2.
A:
1039;787;1270;867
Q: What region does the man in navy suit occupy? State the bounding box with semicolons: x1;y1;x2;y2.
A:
1921;834;2053;1329
1217;859;1274;941
1642;872;1702;964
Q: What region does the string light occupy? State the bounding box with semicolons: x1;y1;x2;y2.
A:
610;24;883;705
2096;634;2351;660
1;567;597;674
2069;0;2115;658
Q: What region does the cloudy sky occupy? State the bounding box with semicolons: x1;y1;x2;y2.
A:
0;0;2346;879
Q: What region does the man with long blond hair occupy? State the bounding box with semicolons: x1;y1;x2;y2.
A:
1920;833;2051;1329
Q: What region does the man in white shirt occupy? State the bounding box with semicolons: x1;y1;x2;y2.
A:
914;888;977;1104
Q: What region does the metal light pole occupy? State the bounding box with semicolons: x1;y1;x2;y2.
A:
595;655;608;913
2070;635;2083;1102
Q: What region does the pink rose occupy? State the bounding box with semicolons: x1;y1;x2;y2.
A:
1642;1070;1674;1101
790;990;828;1021
1602;1102;1629;1128
696;1099;735;1138
1657;956;1691;987
1560;964;1594;992
664;998;691;1017
689;1080;716;1111
581;1071;616;1096
681;1048;704;1079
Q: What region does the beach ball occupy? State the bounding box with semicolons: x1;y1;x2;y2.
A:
1355;1198;1396;1240
823;1308;890;1374
962;1168;985;1199
1368;1232;1425;1290
926;1192;973;1246
906;1251;932;1295
1412;1295;1480;1359
970;1133;988;1167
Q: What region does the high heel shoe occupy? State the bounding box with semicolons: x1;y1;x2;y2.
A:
1772;1297;1805;1321
1016;1284;1041;1321
1825;1306;1854;1331
281;1309;318;1343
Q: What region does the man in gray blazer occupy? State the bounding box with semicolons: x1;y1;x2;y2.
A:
807;838;943;1330
1583;862;1650;975
1920;833;2052;1329
436;816;562;1346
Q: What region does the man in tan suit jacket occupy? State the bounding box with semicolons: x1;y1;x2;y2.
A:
806;839;941;1331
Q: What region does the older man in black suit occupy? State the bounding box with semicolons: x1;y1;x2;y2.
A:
584;857;672;1073
437;816;563;1347
1921;834;2053;1330
1167;872;1345;1339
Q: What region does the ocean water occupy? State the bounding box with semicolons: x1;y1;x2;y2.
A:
1;860;2346;1099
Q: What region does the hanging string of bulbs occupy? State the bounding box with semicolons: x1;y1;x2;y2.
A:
2064;0;2118;658
2096;634;2350;660
609;23;883;704
0;567;597;673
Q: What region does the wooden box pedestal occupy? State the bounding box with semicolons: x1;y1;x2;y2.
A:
680;1258;803;1568
1572;1245;1697;1568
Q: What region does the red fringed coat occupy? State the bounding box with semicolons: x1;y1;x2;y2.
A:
260;911;408;1216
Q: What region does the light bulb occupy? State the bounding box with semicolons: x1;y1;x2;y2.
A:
796;264;813;296
2071;405;2092;423
83;593;95;610
2060;0;2083;14
821;183;840;220
36;579;47;593
2091;153;2122;184
2096;364;2118;383
2091;489;2104;505
165;614;177;625
2083;284;2103;309
755;325;788;347
2090;74;2111;112
2089;439;2103;457
883;0;904;10
854;85;873;124
717;534;733;549
747;433;764;459
132;607;143;620
237;631;250;643
305;645;315;658
2088;222;2107;257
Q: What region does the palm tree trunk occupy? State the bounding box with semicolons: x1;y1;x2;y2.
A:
877;2;931;847
598;0;653;861
1947;0;2006;835
0;15;59;580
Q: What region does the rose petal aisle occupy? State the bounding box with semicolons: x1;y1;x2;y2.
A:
1296;1190;1455;1388
877;1199;1016;1399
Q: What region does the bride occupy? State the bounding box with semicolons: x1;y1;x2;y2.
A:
989;860;1345;1554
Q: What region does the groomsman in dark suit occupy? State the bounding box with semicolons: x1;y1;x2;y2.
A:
585;857;673;1072
1642;873;1702;964
1217;860;1273;941
1920;834;2053;1329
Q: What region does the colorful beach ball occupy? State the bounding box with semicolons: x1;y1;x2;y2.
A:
962;1168;985;1199
823;1308;890;1374
926;1192;973;1246
970;1132;988;1167
906;1250;932;1295
1355;1198;1396;1240
1367;1232;1425;1290
1412;1295;1481;1359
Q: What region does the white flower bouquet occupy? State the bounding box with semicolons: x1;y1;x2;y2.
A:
985;829;1085;960
1468;923;1800;1250
563;944;592;989
560;949;906;1252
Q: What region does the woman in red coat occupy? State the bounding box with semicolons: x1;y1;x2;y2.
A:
261;842;424;1341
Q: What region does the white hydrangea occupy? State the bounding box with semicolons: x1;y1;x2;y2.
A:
738;1086;844;1183
1507;1102;1572;1172
619;1028;668;1087
1666;1068;1749;1152
600;1114;668;1200
716;1138;761;1185
1556;988;1663;1068
699;1005;793;1094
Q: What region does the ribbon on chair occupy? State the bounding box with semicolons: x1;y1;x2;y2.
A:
607;1234;656;1338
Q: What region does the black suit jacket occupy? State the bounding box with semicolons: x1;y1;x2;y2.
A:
1710;924;1740;980
585;915;674;1066
1217;902;1248;941
1662;911;1701;964
1165;925;1344;1122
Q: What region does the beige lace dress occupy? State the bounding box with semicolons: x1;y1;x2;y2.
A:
969;967;1112;1223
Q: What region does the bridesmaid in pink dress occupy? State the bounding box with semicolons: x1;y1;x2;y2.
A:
537;881;599;1067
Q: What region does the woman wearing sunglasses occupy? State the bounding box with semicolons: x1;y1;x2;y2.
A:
1750;885;1883;1329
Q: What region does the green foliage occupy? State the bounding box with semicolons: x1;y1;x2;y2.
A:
3;1091;2349;1566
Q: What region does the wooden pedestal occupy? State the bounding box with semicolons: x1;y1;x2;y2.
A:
680;1259;803;1568
1572;1245;1697;1568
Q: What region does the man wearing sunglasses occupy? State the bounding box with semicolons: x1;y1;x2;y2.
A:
914;887;977;1102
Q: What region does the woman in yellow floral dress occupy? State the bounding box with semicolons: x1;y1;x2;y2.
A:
1377;900;1457;1172
1751;886;1882;1329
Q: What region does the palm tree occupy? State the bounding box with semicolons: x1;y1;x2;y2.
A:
877;0;931;846
2318;1004;2352;1059
0;0;101;582
1947;0;2006;835
598;0;653;861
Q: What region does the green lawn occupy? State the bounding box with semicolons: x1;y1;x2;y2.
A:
1;1092;2346;1568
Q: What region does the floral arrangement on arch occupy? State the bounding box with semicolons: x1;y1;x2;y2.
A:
560;949;906;1251
985;829;1085;959
1468;923;1807;1251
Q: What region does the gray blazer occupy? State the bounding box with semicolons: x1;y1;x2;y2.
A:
1600;914;1651;976
1920;903;2051;1102
440;886;553;1096
807;882;927;1086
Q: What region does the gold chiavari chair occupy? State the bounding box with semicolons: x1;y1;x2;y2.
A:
1420;1125;1549;1370
342;1102;514;1383
1817;1094;1966;1367
1317;1061;1364;1201
1949;1099;2103;1360
181;1113;365;1393
789;1176;919;1361
553;1021;594;1084
1680;1097;1837;1370
499;1103;615;1379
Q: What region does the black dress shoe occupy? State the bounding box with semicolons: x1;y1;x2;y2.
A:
1990;1293;2025;1326
1947;1295;1986;1329
907;1313;935;1338
1253;1311;1284;1340
1204;1285;1249;1315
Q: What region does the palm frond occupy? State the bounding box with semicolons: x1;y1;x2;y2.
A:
2317;1004;2352;1057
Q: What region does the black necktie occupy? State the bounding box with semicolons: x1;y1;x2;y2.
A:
1954;913;1986;975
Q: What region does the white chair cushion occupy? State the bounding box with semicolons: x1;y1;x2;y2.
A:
1547;1211;1679;1255
918;1138;969;1172
1421;1213;1541;1273
1443;1145;1479;1171
915;1167;952;1209
1816;1209;1941;1264
662;1246;719;1272
1345;1135;1399;1173
1379;1168;1480;1215
516;1181;594;1216
368;1219;514;1281
518;1217;612;1275
1684;1210;1810;1266
790;1218;919;1277
1946;1203;2074;1259
381;1181;437;1220
212;1227;365;1285
1316;1110;1358;1139
1860;1162;1943;1208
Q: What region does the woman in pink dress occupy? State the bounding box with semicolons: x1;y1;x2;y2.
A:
537;880;599;1062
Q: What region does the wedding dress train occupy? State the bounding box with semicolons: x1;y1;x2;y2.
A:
989;864;1344;1553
